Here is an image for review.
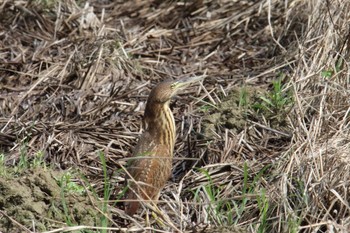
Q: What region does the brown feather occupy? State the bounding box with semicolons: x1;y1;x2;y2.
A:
123;77;203;215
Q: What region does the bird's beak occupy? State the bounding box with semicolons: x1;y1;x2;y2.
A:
171;74;206;90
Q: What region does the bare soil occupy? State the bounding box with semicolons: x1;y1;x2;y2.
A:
0;168;98;232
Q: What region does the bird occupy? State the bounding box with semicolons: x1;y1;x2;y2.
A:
124;75;205;215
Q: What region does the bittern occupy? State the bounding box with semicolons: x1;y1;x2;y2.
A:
124;75;204;215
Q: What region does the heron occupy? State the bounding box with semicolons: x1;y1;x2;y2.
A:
124;75;204;215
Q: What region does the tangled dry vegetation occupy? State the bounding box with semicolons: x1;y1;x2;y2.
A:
0;0;350;232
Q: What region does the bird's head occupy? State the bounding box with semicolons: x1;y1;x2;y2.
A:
147;75;205;104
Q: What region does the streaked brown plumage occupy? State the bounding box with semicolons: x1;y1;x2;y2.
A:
124;76;204;215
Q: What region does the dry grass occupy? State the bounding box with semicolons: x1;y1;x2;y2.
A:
0;0;350;232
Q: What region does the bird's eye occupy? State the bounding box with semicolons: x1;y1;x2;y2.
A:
170;82;179;89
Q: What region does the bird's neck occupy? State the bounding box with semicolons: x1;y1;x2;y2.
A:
144;101;176;153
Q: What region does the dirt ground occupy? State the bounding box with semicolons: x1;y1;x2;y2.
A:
1;0;350;232
0;168;99;232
